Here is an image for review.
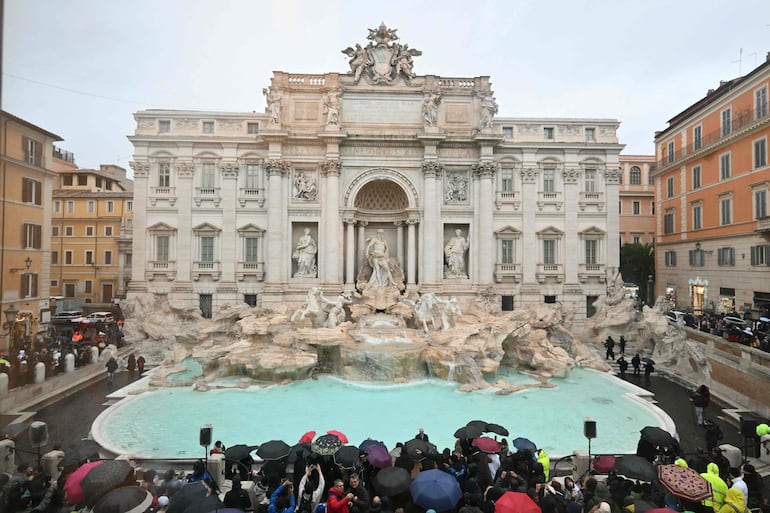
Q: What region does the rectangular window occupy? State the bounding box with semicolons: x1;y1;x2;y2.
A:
20;273;38;298
22;223;42;249
720;197;732;225
584;169;596;193
67;200;74;213
543;167;555;193
501;167;514;192
245;164;260;189
633;201;640;215
664;210;675;234
107;201;114;213
245;237;259;262
85;280;92;294
502;126;513;138
105;226;113;236
667;141;675;163
721;108;732;136
667;177;674;198
199;294;213;319
95;177;102;189
247;122;259;134
692;204;702;230
201;236;215;262
244;294;258;307
158;163;171;187
689;250;704;266
77;174;87;186
51;251;58;265
585;239;597;265
127;200;133;212
159;120;171;133
754;138;767;169
718;247;735;266
665;250;677;266
693;125;702;150
63;174;73;186
648;167;656;185
630;167;641;185
21;178;42;205
585;127;595;141
156;236;169;262
51;280;58;288
202;163;216;188
87;200;95;213
65;251;73;265
501;240;514;264
65;226;73;236
757;86;768;119
23;136;42;166
54;200;61;213
692;165;701;189
720;153;731;179
544;127;554;140
86;226;94;236
104;251;113;265
64;283;75;297
85;251;94;265
543;239;556;264
633;235;641;244
755;189;768;219
502;295;514;312
651;201;655;215
750;245;770;266
202;121;214;133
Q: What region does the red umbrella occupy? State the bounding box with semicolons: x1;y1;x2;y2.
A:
473;436;502;453
495;491;541;513
327;430;349;444
299;431;316;444
657;464;712;502
64;461;103;505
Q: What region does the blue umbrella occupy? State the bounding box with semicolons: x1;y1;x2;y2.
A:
359;439;382;451
512;437;537;453
410;469;462;512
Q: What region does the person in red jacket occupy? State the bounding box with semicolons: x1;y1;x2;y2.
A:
327;479;353;513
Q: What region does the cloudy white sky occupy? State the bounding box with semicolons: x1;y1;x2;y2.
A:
3;0;769;172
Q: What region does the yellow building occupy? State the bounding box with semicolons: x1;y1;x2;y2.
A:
51;165;133;305
0;111;62;354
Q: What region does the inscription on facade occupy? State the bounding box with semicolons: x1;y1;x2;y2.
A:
340;144;423;158
445;104;469;124
341;97;421;124
294;101;320;121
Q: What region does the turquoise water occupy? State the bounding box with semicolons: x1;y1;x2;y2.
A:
93;368;665;458
166;357;203;383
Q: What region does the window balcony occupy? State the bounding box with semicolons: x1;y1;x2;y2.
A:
494;263;521;283
237;261;265;281
536;263;563;283
193;260;221;281
579;191;604;211
578;263;606;283
495;191;520;210
537;191;562;211
756;215;770;234
149;186;176;206
194;187;221;207
146;260;176;281
238;187;266;207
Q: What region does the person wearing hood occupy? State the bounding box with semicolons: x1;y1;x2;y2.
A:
327;479;353;513
728;468;748;507
717;488;747;513
701;462;728;511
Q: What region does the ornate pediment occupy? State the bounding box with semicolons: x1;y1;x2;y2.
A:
341;23;422;85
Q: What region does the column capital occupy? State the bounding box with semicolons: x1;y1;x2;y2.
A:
604;168;622;184
521;167;538;183
393;220;403;227
321;158;341;176
358;220;369;227
129;161;149;178
266;159;291;176
562;168;580;184
405;218;419;226
176;161;194;178
422;160;444;178
472;161;496;178
220;162;239;179
343;217;357;225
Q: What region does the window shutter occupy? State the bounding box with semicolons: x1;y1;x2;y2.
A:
35;181;41;205
34;139;42;167
22;178;30;202
32;274;38;297
22;223;27;247
34;225;42;249
22;136;30;162
19;275;25;297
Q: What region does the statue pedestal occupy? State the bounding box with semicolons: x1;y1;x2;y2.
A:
358;285;402;312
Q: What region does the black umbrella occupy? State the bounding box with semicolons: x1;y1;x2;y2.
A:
92;486;153;513
287;443;312;464
167;482;208;513
511;437;537;453
311;434;343;456
62;439;102;466
641;357;655;365
640;426;676;449
334;445;361;469
257;440;291;460
359;439;382;451
224;444;257;461
404;438;436;460
614;455;657;482
485;423;510;437
466;420;489;431
373;466;411;496
454;425;484;439
81;459;133;505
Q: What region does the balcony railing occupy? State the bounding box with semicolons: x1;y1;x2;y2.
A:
658;106;769;169
494;263;521;283
193;261;221;281
494;191;520;210
237;261;265;281
536;263;563;283
238;187;266;207
537;191;563;211
194;187;221;207
146;260;176;281
578;263;606;283
149;186;176;206
757;215;770;233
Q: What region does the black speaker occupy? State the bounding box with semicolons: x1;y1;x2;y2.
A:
29;421;48;448
741;417;757;438
199;424;212;447
584;419;597;439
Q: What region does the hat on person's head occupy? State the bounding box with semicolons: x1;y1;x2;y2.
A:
598;502;611;513
743;463;755;472
729;467;741;477
158;495;169;507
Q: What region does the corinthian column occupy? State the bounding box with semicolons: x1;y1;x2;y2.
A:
473;161;496;286
220;162;239;282
128;161;149;291
265;159;289;283
322;159;341;284
422;160;443;285
344;217;356;286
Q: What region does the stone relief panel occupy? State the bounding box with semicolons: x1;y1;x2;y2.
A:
217;120;243;131
137;119;155;130
176;118;199;130
444;171;469;204
293;170;318;201
341;97;422;124
340;144;423;158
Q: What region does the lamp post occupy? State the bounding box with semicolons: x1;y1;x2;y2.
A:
2;307;20;354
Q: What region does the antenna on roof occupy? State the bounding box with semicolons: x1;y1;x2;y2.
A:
731;48;743;76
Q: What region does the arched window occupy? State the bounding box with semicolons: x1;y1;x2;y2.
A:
630;166;641;185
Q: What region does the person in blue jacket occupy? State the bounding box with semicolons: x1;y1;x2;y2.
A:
269;479;296;513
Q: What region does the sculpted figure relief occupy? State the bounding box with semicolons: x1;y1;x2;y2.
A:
263;87;282;126
341;24;421;85
400;293;462;334
444;174;467;203
444;229;470;277
422;92;441;127
323;90;342;126
292;228;318;277
479;92;498;130
366;229;396;288
293;171;317;201
341;43;372;83
291;287;352;328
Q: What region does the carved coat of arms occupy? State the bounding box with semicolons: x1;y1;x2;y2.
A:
341;22;422;85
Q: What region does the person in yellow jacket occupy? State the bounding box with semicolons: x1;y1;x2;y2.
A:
537;449;550;482
701;462;728;512
717;488;747;513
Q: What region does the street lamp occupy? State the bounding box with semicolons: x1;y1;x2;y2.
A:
10;257;32;273
647;275;654;306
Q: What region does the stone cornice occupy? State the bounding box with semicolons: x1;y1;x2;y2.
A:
129;161;149;178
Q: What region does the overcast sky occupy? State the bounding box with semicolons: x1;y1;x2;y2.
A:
3;0;769;173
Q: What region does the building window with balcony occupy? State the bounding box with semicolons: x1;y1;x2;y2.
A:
159;120;171;133
667;141;675;163
247;122;259;134
201;163;217;188
750;245;770;266
633;201;640;215
664;209;675;234
666;177;674;198
665;250;677;266
158;162;171;187
584;169;596;193
585;239;598;265
754;137;767;169
200;236;215;262
23;136;42;166
501;239;514;264
22;178;42;205
754;188;768;219
245;237;259;263
630;166;641;185
543;239;556;264
757;86;768;119
23;223;42;249
500;167;514;193
692;203;702;230
692;165;701;190
720;153;731;180
693;125;702;150
544;127;554;140
202;121;214;133
20;273;38;299
718;247;735;266
244;163;260;190
156;236;170;262
502;126;513;138
148;221;177;267
543;167;555;193
720;196;732;226
721;107;732;137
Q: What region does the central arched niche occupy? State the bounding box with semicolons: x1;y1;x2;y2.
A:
354;179;409;212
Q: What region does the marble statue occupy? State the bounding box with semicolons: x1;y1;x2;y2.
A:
293;171;318;201
479;92;498;130
263;87;282;126
365;229;396;288
438;297;462;330
400;293;462;334
324;291;353;328
290;287;351;328
323;90;341;126
392;43;420;80
444;229;470;277
341;43;371;83
422;92;441;127
292;228;318;277
341;24;422;85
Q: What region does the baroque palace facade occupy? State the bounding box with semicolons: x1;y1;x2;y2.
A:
128;25;623;322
